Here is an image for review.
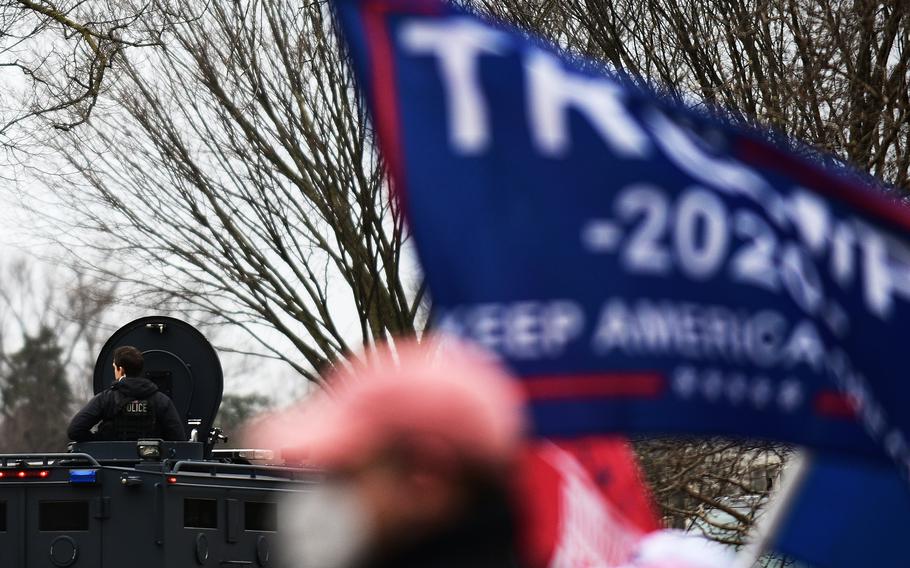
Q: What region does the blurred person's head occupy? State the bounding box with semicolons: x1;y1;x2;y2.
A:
249;338;525;568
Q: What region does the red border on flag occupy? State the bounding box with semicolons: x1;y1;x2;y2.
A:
813;390;859;420
523;373;666;400
360;0;440;209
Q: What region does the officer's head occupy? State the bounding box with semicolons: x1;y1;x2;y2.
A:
112;346;144;380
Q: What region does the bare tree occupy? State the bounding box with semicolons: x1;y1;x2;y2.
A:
0;256;117;450
45;0;423;383
0;257;117;394
635;438;789;546
0;0;176;150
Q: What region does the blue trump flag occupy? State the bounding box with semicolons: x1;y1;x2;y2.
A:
773;457;910;567
332;0;910;469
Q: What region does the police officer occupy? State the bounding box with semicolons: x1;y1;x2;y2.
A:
67;346;186;442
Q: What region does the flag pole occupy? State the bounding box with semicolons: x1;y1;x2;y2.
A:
734;450;812;568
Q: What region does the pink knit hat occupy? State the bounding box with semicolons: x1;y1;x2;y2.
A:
247;337;526;471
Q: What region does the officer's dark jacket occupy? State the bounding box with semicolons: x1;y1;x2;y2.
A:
67;377;186;442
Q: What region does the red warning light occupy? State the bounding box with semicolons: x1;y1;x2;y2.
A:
39;470;49;478
17;471;26;478
0;471;5;478
167;476;178;484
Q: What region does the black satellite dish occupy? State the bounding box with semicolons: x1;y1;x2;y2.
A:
93;316;224;443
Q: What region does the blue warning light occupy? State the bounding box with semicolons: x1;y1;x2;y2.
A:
69;469;98;484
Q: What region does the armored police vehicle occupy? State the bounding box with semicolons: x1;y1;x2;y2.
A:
0;316;313;568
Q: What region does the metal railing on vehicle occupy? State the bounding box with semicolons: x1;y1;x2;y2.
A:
0;452;100;468
170;460;318;481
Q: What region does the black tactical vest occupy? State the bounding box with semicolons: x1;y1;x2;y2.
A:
100;391;158;441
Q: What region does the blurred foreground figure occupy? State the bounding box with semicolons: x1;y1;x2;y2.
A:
252;339;527;568
251;339;735;568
